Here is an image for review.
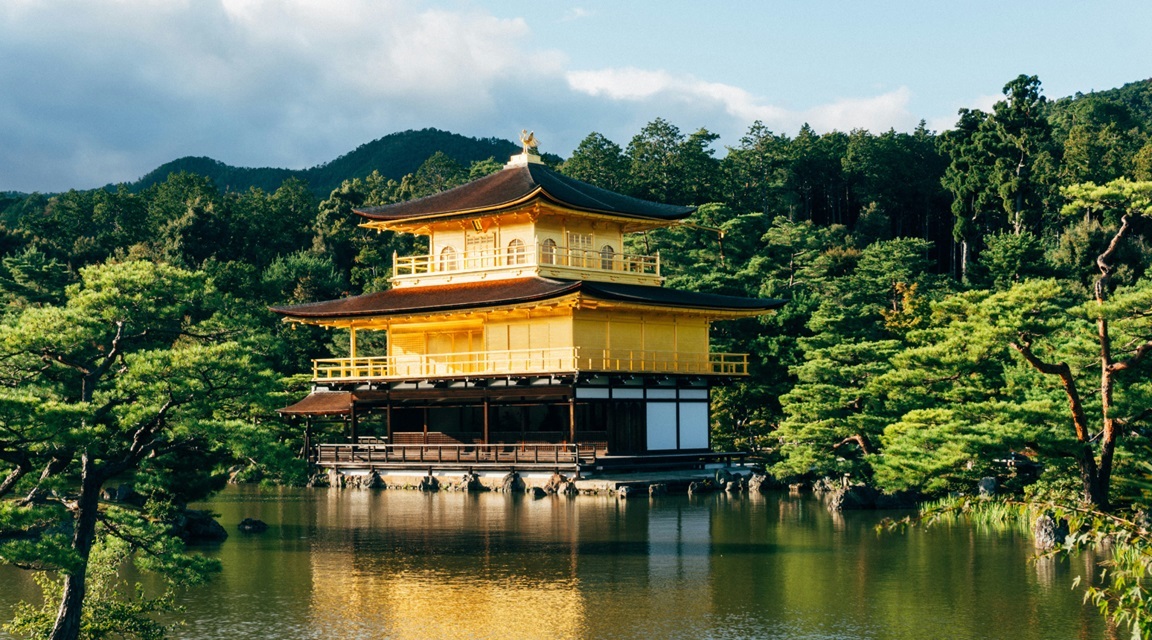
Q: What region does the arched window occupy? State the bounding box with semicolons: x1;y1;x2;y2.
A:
599;244;616;271
508;238;526;265
540;238;557;265
439;246;458;272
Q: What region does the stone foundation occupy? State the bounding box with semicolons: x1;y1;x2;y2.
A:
323;467;762;497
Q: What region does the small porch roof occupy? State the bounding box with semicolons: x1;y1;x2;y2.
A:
278;391;353;416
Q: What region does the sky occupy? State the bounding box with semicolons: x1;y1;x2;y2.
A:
1;0;1150;193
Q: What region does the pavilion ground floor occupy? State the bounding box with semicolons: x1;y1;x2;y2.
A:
281;374;745;474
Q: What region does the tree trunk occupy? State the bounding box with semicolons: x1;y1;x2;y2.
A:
960;240;969;285
0;459;30;498
1085;214;1132;509
49;454;103;640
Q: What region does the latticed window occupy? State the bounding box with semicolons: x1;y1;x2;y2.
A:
600;244;615;270
541;238;557;265
439;246;458;271
508;238;526;265
568;232;593;267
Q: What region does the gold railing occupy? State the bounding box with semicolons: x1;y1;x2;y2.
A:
312;348;749;380
393;244;660;279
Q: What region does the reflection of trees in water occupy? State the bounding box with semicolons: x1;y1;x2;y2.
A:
286;490;1105;640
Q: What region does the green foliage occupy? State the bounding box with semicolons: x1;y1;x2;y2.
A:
0;246;71;308
4;532;212;640
0;260;277;637
973;231;1049;289
626;119;721;205
560;132;630;192
889;495;1152;639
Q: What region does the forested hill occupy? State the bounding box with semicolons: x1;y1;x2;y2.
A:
19;77;1152;201
129;128;529;197
1051;77;1152;123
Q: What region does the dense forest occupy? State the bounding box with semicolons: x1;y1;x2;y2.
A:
2;74;1152;636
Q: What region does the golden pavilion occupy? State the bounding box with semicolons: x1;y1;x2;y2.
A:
273;148;784;474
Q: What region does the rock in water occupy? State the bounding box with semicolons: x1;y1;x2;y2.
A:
617;485;642;499
1033;512;1069;551
367;471;385;489
501;471;525;493
648;483;668;497
527;486;547;499
238;518;268;533
748;473;774;494
977;477;998;497
688;480;717;495
418;475;440;492
459;472;485;492
175;509;228;543
826;486;879;512
544;472;567;494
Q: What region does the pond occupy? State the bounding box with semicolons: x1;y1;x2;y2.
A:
0;486;1105;639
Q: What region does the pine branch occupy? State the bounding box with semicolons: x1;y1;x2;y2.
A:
1010;338;1092;443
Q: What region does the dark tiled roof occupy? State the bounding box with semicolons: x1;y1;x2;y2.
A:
270;277;785;320
581;281;787;311
277;391;352;416
355;162;695;222
270;278;581;319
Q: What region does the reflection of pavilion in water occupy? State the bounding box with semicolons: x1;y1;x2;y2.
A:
304;492;713;639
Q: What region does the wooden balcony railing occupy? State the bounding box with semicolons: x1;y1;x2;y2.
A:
312;348;749;381
315;443;590;470
393;244;660;280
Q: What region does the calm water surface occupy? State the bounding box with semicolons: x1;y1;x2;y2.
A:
0;486;1105;639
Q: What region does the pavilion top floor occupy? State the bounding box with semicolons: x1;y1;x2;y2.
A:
355;153;697;289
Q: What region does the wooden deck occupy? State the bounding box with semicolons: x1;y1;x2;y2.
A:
316;443;594;472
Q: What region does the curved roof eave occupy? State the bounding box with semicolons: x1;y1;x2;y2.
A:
269;277;786;323
353;163;695;225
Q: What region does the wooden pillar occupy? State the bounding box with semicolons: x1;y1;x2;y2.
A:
385;400;393;442
349;405;359;444
350;327;357;360
568;394;576;443
483;398;490;444
303;418;313;461
422;407;429;445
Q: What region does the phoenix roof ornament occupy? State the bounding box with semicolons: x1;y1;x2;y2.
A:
519;129;539;154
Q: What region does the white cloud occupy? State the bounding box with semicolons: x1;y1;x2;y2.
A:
567;67;917;135
0;0;965;192
561;7;593;21
0;0;567;191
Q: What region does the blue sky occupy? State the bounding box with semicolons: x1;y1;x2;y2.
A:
1;0;1149;193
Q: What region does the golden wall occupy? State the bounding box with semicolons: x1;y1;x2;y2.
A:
383;308;709;360
572;309;709;356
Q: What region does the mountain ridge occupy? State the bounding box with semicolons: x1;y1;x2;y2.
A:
128;128;528;198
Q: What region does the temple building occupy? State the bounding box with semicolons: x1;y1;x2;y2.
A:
273;148;784;475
